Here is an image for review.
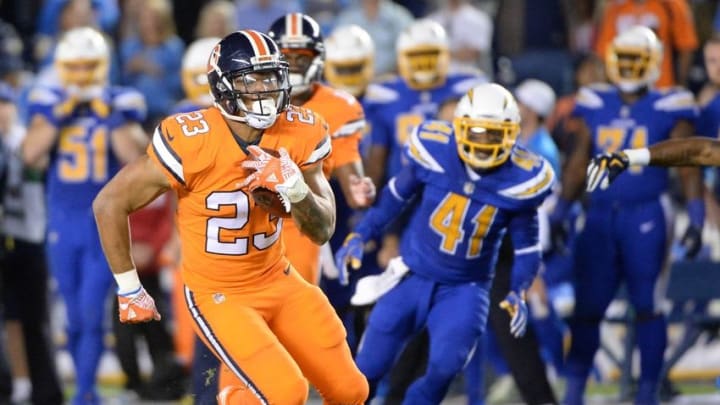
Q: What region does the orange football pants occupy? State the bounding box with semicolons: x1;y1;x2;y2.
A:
171;268;195;367
281;220;321;284
185;266;368;405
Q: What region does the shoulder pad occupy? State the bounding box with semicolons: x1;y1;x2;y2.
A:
374;73;399;85
111;87;147;111
587;82;613;91
325;85;361;107
575;86;606;109
404;120;454;173
498;150;555;201
364;83;399;104
27;86;61;105
449;65;487;77
653;88;696;111
450;74;488;95
150;121;187;186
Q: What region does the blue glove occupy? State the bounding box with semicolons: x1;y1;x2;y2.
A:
334;233;364;286
499;291;528;338
681;198;705;259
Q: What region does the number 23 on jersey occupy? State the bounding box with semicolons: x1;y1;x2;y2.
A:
205;190;282;255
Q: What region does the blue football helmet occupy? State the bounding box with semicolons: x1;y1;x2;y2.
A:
267;13;324;95
207;30;290;129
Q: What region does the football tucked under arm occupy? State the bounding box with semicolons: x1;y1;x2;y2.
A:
243;147;295;218
251;187;291;218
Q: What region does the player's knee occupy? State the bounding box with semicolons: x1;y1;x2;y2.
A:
266;375;309;405
218;378;308;405
426;358;462;383
320;368;369;405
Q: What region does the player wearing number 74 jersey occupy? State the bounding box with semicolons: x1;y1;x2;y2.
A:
555;26;704;405
93;30;368;404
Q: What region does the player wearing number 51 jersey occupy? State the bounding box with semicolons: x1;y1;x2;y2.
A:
22;27;147;405
93;30;368;405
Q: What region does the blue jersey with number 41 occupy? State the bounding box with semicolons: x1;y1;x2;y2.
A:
359;120;555;288
27;86;146;212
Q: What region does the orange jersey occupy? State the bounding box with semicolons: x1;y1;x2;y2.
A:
595;0;698;88
304;83;365;179
280;84;364;283
147;106;331;293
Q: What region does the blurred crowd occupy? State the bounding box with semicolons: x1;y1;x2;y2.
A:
0;0;718;404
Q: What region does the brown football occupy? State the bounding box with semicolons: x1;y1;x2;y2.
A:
246;147;291;217
251;187;291;218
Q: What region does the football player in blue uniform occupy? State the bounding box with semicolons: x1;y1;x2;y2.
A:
365;18;487;187
335;83;555;403
321;24;383;347
553;26;704;405
174;37;221;114
21;27;147;405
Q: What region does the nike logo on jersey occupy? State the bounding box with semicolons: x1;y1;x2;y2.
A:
165;129;174;141
640;220;655;234
283;266;291;276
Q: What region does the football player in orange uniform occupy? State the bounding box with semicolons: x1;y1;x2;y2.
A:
93;30;368;405
268;13;375;285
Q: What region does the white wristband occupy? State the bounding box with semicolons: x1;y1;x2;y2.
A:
114;269;142;295
623;148;650;166
286;179;309;203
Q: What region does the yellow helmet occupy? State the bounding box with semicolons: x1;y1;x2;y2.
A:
396;19;449;90
54;27;109;98
182;37;221;105
605;25;662;92
453;83;520;169
324;25;374;98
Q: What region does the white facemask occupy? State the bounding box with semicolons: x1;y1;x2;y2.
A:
289;73;309;95
66;84;103;101
244;98;278;129
617;80;644;93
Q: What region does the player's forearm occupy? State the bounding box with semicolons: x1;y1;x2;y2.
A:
678;165;704;202
92;193;136;274
365;145;387;188
22;129;56;169
676;51;694;87
354;185;408;242
291;192;335;245
560;123;591;201
334;161;367;209
626;138;720;166
509;211;541;292
111;123;148;164
560;153;589;201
